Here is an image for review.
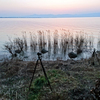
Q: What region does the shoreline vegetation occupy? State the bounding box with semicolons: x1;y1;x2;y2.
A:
0;55;100;100
0;29;100;99
3;29;98;61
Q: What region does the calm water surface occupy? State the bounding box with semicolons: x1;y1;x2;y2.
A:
0;17;100;60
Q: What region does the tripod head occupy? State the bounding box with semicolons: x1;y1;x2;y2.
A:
37;49;48;60
37;52;42;59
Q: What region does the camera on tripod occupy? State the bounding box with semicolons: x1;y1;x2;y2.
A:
37;49;48;56
29;49;52;91
37;48;48;58
37;52;41;56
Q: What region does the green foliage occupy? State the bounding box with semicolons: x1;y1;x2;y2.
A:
34;77;47;87
28;77;48;100
48;69;65;79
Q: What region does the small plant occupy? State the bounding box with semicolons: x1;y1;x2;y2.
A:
28;77;48;100
34;77;48;88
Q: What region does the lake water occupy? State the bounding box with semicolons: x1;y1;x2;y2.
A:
0;17;100;61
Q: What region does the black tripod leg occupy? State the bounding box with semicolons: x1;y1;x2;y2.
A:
29;59;38;91
40;59;52;91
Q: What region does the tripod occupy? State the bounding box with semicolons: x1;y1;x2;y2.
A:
29;52;52;91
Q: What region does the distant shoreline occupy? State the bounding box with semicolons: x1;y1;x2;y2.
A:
0;13;100;18
0;16;100;18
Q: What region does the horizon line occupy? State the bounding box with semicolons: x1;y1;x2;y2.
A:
1;13;100;18
0;16;100;18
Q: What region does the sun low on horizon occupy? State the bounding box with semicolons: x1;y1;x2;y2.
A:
0;0;100;17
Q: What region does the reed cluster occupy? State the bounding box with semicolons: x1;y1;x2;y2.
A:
4;29;94;60
29;29;94;60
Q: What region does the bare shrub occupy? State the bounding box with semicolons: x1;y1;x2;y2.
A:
14;38;24;51
4;43;14;56
4;36;27;57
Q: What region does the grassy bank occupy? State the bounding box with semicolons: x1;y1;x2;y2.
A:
0;57;100;100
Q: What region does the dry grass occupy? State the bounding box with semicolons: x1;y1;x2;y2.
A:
0;56;100;99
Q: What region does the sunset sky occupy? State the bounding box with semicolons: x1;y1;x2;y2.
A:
0;0;100;17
